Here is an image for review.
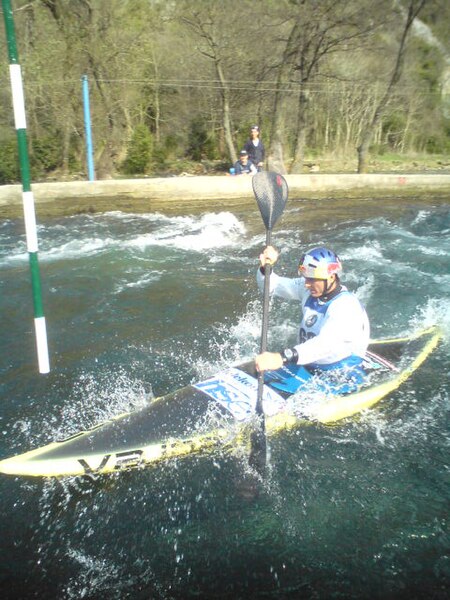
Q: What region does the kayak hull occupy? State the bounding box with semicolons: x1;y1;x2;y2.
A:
0;326;441;478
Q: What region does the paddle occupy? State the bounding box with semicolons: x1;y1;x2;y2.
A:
249;171;289;473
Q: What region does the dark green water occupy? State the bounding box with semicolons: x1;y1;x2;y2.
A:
0;196;449;599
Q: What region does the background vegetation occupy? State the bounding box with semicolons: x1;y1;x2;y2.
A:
0;0;449;182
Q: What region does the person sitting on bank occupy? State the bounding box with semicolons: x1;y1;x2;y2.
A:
244;124;265;171
233;150;257;175
254;245;370;378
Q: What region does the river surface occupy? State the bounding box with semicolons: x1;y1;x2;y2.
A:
0;194;449;599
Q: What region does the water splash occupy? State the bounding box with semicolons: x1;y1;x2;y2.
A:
410;298;450;343
128;211;246;252
64;549;121;599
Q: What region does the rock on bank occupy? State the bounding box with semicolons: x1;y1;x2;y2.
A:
1;173;450;218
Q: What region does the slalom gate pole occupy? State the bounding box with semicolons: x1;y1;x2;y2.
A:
2;0;50;373
81;75;95;181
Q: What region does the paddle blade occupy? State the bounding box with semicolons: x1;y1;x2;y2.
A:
252;171;288;231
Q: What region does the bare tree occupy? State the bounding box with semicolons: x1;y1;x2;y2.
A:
2;0;446;181
266;0;392;173
267;19;301;174
357;0;428;173
180;10;235;161
178;0;265;163
180;5;231;162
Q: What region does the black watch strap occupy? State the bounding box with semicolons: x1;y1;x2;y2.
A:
281;347;299;364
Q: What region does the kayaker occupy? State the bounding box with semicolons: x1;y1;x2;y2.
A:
254;245;370;376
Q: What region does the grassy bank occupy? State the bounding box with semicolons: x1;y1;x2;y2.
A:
34;152;450;182
309;152;449;175
164;152;450;177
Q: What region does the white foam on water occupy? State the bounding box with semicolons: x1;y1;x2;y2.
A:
410;297;450;343
42;237;118;261
341;240;384;263
0;248;28;266
114;271;162;293
411;210;430;225
346;272;376;305
129;211;246;253
0;211;247;267
417;244;448;257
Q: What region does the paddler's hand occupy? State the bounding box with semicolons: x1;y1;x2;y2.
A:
255;351;283;372
259;245;279;268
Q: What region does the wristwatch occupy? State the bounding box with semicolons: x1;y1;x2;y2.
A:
281;348;299;365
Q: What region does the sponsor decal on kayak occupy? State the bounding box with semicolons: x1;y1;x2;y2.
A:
78;449;144;474
194;368;286;421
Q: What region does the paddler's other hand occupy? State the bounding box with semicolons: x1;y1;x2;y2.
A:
255;351;283;372
259;245;279;268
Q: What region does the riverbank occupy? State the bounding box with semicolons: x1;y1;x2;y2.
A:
1;173;450;218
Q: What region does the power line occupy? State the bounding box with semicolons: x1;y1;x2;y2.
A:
0;75;442;95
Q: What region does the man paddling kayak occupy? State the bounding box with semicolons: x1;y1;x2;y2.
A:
255;246;370;381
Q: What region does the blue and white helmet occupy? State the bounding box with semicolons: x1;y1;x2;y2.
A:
298;247;342;279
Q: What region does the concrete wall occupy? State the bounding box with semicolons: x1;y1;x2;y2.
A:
1;173;449;218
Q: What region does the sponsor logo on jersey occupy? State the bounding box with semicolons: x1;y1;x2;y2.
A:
306;314;318;327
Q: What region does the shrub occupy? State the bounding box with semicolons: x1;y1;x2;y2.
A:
382;113;406;150
186;117;217;161
31;132;63;178
121;124;153;175
424;134;450;154
163;134;181;158
0;139;20;184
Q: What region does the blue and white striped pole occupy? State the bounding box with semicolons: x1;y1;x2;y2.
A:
2;0;50;373
81;75;95;181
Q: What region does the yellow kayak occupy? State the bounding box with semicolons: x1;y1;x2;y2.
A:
0;326;441;478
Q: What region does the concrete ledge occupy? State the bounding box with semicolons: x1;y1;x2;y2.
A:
1;173;449;218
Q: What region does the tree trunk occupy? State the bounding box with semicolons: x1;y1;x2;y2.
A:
153;83;161;143
216;62;236;163
357;0;427;173
291;89;310;173
268;22;301;174
357;140;370;173
151;49;161;143
61;121;71;175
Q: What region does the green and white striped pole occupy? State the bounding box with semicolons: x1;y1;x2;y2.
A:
2;0;50;374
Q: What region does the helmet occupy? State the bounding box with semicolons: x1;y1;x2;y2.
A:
298;247;342;279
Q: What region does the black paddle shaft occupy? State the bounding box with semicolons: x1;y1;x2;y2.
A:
252;171;288;417
256;227;272;415
250;172;288;473
250;227;272;474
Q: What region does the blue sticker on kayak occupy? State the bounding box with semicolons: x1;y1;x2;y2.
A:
194;368;286;421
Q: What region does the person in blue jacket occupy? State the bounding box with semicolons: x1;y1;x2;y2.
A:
233;150;257;175
244;125;265;171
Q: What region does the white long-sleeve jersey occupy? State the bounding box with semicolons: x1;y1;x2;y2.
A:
257;269;370;367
